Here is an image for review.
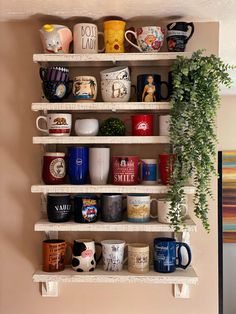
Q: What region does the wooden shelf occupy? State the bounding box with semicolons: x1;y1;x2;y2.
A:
33;136;169;145
34;217;196;232
33;52;192;67
31;102;171;112
31;184;195;194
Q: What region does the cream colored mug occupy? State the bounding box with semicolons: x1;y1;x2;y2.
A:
128;243;149;274
157;199;187;224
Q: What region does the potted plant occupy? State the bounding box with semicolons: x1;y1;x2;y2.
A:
168;50;233;231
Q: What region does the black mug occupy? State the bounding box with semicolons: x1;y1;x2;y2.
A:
137;74;169;102
101;194;123;222
153;237;192;273
167;22;194;52
47;194;72;222
74;194;98;223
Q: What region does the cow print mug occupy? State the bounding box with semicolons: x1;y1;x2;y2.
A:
72;239;102;272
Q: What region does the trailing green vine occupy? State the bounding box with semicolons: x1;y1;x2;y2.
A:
168;50;233;232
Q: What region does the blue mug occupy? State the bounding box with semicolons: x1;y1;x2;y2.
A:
68;147;89;184
141;159;158;184
153;237;192;273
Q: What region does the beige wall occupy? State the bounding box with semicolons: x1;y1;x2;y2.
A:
0;20;219;314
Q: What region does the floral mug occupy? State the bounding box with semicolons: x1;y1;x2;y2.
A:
125;26;164;52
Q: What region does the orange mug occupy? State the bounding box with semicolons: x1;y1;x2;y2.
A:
103;20;126;53
43;239;71;272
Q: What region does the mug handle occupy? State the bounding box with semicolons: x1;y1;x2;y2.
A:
95;242;102;263
177;203;187;218
185;23;195;43
65;242;73;265
160;81;169;100
36;116;49;134
65;79;73;98
125;30;142;52
150;198;158;219
176;242;192;269
39;67;47;81
123;243;129;264
98;32;105;53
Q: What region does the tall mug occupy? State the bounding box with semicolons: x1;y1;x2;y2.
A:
89;148;110;185
103;20;126;53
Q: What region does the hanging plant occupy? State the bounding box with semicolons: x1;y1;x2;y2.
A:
168;50;233;232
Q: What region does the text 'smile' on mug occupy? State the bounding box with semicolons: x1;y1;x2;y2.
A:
153;237;192;273
74;194;98;223
131;114;154;136
101;194;123;222
42;152;66;185
137;74;169;102
112;156;139;185
47;194;72;222
36;113;72;136
68;146;89;184
101;240;127;271
128;243;149;274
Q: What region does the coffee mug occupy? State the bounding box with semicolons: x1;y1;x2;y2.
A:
157;199;187;224
153;237;192;273
103;20;126;53
73;23;104;53
68;146;89;184
159;115;170;136
128;243;149;274
40;66;70;82
72;76;97;102
101;79;132;102
167;22;194;52
42;152;66;185
100;66;130;81
127;194;158;222
137;74;169;102
72;239;102;272
125;26;164;52
159;153;176;185
75;119;99;136
101;240;127;271
101;194;123;222
89;147;110;185
131;114;154;136
74;194;98;223
47;194;72;222
39;24;72;53
43;239;70;272
36;113;72;136
141;159;158;184
112;155;140;185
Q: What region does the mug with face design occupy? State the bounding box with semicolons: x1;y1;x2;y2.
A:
103;20;126;53
47;193;72;222
112;156;140;185
36;113;72;136
72;239;102;272
101;240;127;271
125;26;164;52
127;194;158;223
128;243;149;274
42;152;66;185
72;76;97;102
137;74;169;102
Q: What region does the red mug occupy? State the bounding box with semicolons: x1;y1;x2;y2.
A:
159;153;176;185
132;114;153;136
112;156;140;185
42;152;66;185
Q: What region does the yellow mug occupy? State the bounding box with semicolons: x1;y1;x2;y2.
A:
103;20;126;53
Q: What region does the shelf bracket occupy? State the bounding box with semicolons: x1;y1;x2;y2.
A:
174;283;190;298
44;231;58;240
41;281;59;297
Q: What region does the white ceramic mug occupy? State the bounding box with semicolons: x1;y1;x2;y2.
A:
157;199;187;224
101;240;127;271
36;113;72;136
127;194;158;222
101;79;132;102
89;147;110;185
128;243;149;274
159;115;170;136
75;119;99;136
72;76;97;102
73;23;104;54
100;66;130;81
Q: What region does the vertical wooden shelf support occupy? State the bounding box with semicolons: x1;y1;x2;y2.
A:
41;282;59;297
174;283;190;298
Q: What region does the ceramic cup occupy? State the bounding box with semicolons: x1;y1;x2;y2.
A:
157;199;187;224
141;159;158;184
127;194;158;223
125;26;164;52
47;194;72;223
112;156;140;185
72;239;102;272
43;239;70;272
72;76;97;102
75;119;99;136
42;152;66;185
73;23;104;53
39;24;72;53
159;115;170;136
89;147;110;185
101;79;132;102
36;113;72;136
137;74;169;102
159;153;176;185
128;243;149;274
101;240;127;271
131;114;154;136
103;20;126;53
74;194;98;223
101;194;123;222
167;22;194;52
100;66;130;81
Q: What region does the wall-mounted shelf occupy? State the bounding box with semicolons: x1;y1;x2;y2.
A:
31;184;195;194
31;102;171;112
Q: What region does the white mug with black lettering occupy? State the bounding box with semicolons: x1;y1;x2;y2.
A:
73;23;104;54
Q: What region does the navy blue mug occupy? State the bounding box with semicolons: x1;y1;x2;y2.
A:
137;74;169;102
153;237;192;273
74;194;98;223
68;147;89;184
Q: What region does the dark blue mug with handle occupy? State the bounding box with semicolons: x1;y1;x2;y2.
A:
137;74;169;102
153;237;192;273
68;146;89;184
